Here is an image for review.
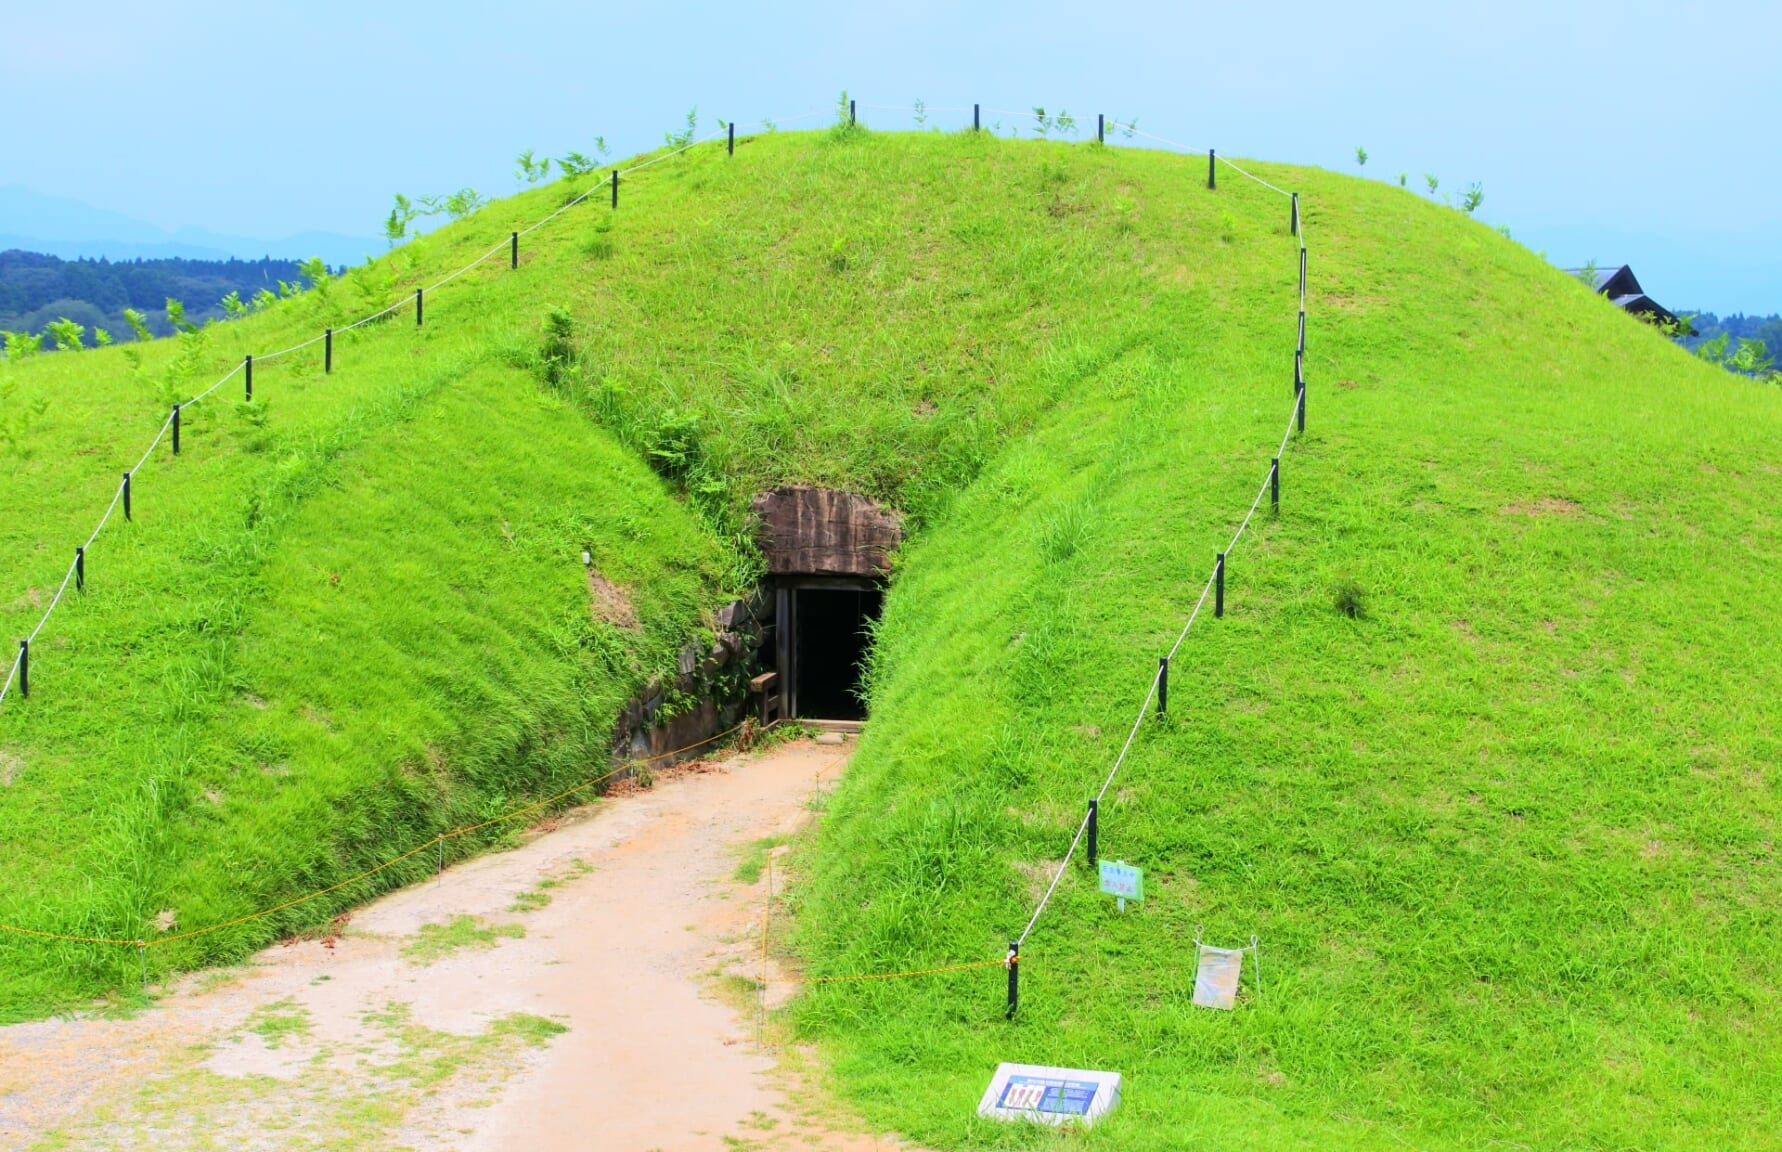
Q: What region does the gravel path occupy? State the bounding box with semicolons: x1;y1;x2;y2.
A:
0;738;918;1152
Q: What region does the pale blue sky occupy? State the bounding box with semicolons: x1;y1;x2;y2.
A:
4;0;1777;312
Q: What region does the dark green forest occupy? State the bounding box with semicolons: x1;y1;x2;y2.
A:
0;250;320;342
1680;310;1782;354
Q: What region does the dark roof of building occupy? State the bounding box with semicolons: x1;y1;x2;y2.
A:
1564;265;1643;298
1564;265;1674;326
1610;294;1678;326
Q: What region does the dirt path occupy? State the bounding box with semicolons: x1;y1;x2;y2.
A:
0;738;916;1152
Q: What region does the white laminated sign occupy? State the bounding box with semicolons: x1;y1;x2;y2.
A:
977;1062;1121;1128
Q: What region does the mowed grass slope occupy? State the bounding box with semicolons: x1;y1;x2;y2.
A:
790;150;1782;1148
1;124;1304;1018
1;123;1777;1149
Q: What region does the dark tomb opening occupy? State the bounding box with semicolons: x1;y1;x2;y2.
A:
787;583;883;720
752;486;902;725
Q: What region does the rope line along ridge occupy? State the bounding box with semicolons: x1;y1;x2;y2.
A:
0;105;822;710
1013;146;1310;949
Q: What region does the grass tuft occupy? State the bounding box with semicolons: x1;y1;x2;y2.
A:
400;916;524;966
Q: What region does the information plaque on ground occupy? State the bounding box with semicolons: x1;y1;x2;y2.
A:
977;1063;1121;1128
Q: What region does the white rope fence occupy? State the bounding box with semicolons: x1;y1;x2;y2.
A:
3;102;1319;975
1009;129;1309;950
1;93;1321;1020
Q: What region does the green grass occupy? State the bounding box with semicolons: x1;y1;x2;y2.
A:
789;142;1782;1150
733;836;789;884
400;915;524;966
2;121;1779;1147
244;996;311;1049
27;1000;566;1149
508;857;593;912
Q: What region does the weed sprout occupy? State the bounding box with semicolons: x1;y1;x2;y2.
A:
44;318;85;352
665;107;698;149
515;149;552;185
1332;577;1367;619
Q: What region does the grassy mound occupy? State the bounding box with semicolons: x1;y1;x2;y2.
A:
791;146;1782;1149
0;124;1295;1018
3;123;1777;1149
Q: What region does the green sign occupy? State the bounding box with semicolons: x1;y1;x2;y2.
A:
1099;860;1144;907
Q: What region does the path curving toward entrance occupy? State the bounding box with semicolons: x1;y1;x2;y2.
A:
0;739;921;1152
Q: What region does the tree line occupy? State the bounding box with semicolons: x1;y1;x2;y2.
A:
0;250;324;342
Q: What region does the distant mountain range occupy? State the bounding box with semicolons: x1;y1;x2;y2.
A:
0;185;379;269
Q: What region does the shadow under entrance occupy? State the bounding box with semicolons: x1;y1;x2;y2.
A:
777;581;883;721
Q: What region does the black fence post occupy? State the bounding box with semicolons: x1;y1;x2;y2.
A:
1215;553;1226;618
1298;309;1306;356
728;121;735;155
1291;192;1300;236
123;471;131;521
171;404;180;455
1087;799;1099;867
1208;149;1216;190
511;231;519;269
75;546;84;592
611;169;619;209
244;354;253;402
1006;941;1020;1018
849;99;856;125
1097;113;1104;144
1271;458;1280;514
1296;350;1304;392
1297;382;1307;434
16;639;25;699
325;328;333;374
1300;248;1308;297
1158;656;1170;715
415;287;423;327
973;103;980;132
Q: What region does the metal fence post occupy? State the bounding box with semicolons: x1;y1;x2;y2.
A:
16;639;25;699
1087;799;1099;867
415;287;423;327
325;328;333;374
171;404;180;455
1208;149;1216;190
75;546;84;592
1215;553;1226;618
511;231;519;269
1158;656;1169;715
728;121;735;155
123;471;131;521
1006;941;1020;1018
1271;458;1280;514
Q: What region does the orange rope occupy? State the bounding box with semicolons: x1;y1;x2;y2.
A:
1;718;771;949
783;957;1007;985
